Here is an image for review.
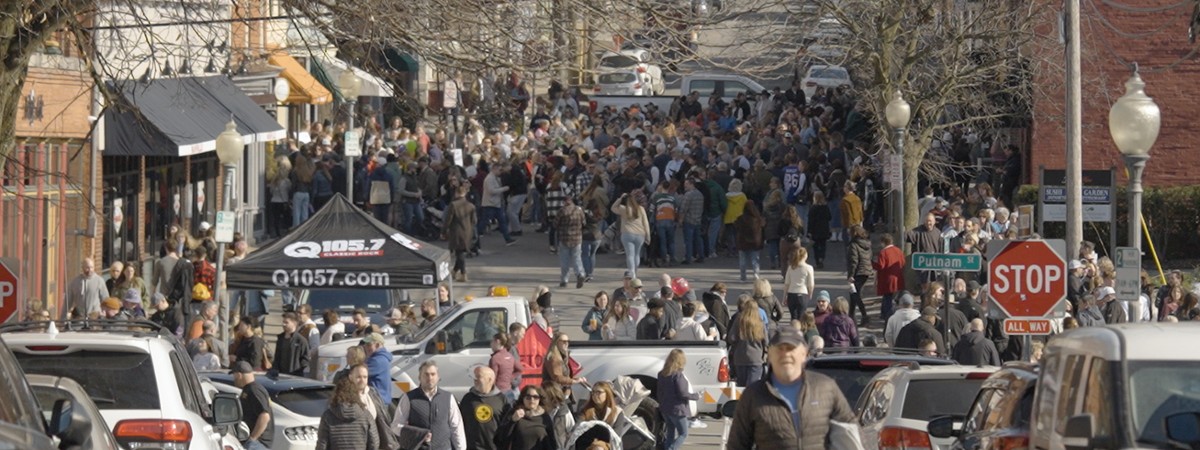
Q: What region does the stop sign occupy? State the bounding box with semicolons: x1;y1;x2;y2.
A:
988;240;1066;318
0;261;17;323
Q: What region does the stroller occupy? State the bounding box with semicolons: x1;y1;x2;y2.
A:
607;376;659;450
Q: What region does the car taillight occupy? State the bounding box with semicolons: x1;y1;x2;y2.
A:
637;67;646;73
634;83;642;89
717;357;729;382
25;345;68;351
966;372;993;380
995;435;1029;450
114;419;192;449
589;101;598;113
879;426;931;450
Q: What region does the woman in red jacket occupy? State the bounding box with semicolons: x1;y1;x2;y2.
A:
872;233;906;321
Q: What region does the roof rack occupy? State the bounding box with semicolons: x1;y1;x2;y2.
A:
0;319;171;337
816;346;930;356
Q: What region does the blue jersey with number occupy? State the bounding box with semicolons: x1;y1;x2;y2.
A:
783;165;801;204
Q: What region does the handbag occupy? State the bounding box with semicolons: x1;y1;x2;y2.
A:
370;180;392;205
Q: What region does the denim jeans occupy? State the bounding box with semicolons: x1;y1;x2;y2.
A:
766;238;781;267
794;204;809;227
372;203;390;222
735;364;763;387
683;223;702;261
292;191;311;227
738;250;760;280
880;292;897;322
705;216;722;257
402;202;424;234
656;220;676;262
559;244;585;282
244;439;269;450
581;240;599;277
529;189;543;224
620;232;645;278
663;413;690;450
477;206;512;241
507;194;527;233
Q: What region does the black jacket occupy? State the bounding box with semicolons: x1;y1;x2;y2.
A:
894;318;945;354
273;331;310;376
701;291;731;337
951;331;1001;366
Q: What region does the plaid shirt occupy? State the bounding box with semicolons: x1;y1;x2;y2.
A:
556;204;586;247
572;171;594;201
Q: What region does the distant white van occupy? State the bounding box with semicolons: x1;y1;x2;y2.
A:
1030;323;1200;450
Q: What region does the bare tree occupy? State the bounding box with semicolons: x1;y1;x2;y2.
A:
813;0;1053;228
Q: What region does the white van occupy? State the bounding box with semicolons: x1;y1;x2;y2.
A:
1030;323;1200;450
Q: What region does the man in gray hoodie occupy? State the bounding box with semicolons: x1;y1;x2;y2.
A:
884;292;920;348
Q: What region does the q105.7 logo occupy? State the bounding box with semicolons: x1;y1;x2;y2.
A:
284;239;386;258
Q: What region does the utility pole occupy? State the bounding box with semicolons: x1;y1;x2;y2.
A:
1066;0;1083;258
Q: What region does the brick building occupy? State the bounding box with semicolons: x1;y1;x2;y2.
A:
1029;0;1200;186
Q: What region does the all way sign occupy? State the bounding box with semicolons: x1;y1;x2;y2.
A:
1004;318;1053;335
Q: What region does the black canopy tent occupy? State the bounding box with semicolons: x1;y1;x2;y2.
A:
226;194;451;290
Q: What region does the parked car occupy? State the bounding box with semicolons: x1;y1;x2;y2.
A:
597;50;665;95
202;372;331;450
1031;323;1200;450
595;69;658;96
800;64;852;98
856;363;999;450
2;320;244;450
0;334;58;450
927;362;1039;450
806;347;956;405
26;374;123;450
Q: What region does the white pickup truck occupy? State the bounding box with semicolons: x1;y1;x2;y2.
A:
316;296;732;414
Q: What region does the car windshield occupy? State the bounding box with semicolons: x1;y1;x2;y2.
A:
599;72;637;84
306;289;392;313
600;55;639;68
1128;361;1200;445
807;366;881;405
275;387;335;418
16;351;159;410
0;341;44;430
810;67;848;79
406;303;467;343
901;379;985;421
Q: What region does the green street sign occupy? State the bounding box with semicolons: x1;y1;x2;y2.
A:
911;252;982;272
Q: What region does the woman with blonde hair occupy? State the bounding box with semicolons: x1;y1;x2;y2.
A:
658;349;699;450
611;191;652;278
726;295;767;386
751;278;783;322
783;246;815;320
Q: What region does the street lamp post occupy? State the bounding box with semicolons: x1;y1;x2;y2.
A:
338;70;362;200
885;90;912;247
1109;67;1160;258
213;120;243;344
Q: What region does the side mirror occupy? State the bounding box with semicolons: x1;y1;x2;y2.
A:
720;400;738;418
927;415;962;439
211;392;242;426
1166;412;1200;445
49;399;73;436
1063;414;1095;450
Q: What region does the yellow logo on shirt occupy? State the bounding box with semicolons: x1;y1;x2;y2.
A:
475;404;493;422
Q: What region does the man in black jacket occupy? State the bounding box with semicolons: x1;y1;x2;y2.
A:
895;307;945;355
460;367;510;450
701;283;731;338
273;312;310;376
951;319;1001;366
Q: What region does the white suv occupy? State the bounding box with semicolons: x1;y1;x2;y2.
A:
856;363;1000;450
1;320;244;450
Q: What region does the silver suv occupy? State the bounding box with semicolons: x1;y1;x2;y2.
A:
1;320;243;450
0;334;57;449
855;363;1000;450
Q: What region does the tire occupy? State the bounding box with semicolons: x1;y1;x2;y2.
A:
634;397;664;449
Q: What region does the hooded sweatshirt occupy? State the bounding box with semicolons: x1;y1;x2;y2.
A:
317;403;378;450
460;387;510;450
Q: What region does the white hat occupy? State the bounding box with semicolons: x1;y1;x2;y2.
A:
1069;259;1083;270
1097;286;1117;299
199;221;212;231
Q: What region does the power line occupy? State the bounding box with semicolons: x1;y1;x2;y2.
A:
1097;0;1192;13
1087;0;1185;39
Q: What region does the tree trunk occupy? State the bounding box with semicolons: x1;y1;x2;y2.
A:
0;66;29;174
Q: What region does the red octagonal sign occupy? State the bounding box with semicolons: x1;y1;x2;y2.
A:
988;241;1066;318
0;261;16;323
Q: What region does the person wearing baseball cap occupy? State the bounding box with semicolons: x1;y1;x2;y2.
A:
231;361;274;448
728;324;854;448
1097;286;1128;324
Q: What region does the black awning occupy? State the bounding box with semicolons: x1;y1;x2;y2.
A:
103;76;284;157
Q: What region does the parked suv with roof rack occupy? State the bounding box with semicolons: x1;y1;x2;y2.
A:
855;363;1000;450
1;320;244;450
806;347;957;405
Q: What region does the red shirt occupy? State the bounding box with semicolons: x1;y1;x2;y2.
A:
194;260;216;295
873;244;906;295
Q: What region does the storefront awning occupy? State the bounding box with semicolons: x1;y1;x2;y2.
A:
312;56;395;99
103;76;286;157
267;53;333;105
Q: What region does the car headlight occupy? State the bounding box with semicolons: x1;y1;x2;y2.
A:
285;426;319;441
